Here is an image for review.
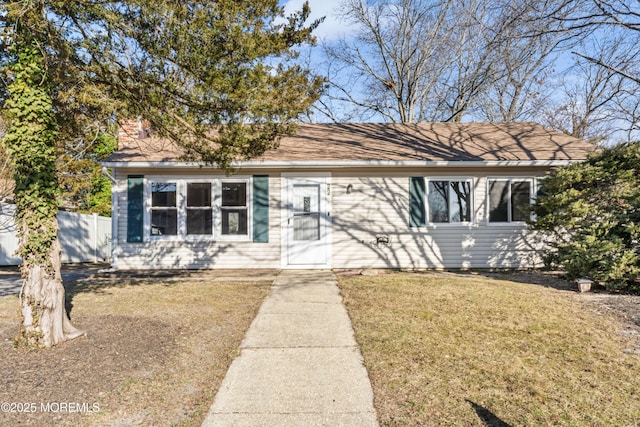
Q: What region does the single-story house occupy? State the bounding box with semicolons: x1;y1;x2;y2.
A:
101;121;594;270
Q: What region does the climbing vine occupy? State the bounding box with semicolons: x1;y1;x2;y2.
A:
1;42;59;271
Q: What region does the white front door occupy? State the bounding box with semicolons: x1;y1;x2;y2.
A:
284;176;331;268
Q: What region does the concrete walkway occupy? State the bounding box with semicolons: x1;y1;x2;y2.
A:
202;270;378;426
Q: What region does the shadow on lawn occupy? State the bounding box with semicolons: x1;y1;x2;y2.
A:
63;269;189;318
406;269;578;293
62;268;278;318
467;400;513;427
473;270;577;293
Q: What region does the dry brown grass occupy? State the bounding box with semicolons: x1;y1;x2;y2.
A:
339;272;640;426
0;277;271;426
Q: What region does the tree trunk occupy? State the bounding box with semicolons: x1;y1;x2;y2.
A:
18;220;84;348
1;35;85;348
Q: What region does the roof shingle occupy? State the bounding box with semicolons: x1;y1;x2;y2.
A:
105;122;595;164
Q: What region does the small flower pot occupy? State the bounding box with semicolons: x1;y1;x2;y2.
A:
576;278;592;293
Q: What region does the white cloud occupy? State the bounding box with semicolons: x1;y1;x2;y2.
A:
282;0;355;41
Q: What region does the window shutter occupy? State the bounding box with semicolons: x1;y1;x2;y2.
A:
409;176;425;227
253;175;269;242
127;175;144;242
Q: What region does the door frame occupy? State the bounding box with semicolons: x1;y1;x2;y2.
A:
281;172;332;269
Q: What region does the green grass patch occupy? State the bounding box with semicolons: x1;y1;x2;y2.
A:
339;272;640;426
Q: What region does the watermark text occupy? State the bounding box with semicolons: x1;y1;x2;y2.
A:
1;402;100;413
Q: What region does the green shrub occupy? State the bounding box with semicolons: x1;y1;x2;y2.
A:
532;142;640;292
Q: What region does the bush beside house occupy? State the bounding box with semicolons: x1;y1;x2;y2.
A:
532;142;640;292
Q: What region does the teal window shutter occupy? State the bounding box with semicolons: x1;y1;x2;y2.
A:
253;175;269;242
127;175;144;242
409;177;425;227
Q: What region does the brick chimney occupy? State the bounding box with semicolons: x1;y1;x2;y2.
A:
117;118;149;148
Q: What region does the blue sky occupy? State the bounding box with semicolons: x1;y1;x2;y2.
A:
277;0;639;141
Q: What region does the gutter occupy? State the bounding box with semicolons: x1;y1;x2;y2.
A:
102;166;117;183
100;159;581;169
101;167;118;270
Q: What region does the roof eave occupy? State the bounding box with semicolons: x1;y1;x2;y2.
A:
101;159;583;169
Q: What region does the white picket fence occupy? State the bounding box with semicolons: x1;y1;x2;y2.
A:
0;203;112;266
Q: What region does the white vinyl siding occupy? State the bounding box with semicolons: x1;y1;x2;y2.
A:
112;168;547;270
113;170;280;269
330;173;543;270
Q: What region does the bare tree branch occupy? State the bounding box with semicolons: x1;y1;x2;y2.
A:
572;50;640;85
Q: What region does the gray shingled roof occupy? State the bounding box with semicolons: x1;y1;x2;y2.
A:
104;122;595;164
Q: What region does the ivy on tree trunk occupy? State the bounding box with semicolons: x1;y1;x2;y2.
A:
1;0;322;349
2;41;83;347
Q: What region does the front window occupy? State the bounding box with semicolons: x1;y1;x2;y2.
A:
221;182;248;235
427;180;472;223
186;183;212;235
147;178;250;240
488;179;532;223
151;182;177;235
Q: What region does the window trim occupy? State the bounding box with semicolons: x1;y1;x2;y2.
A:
425;177;475;226
143;176;252;242
486;177;536;225
146;179;182;241
218;178;252;242
150;181;180;237
185;181;215;237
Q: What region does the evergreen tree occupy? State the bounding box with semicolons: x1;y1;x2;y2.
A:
532;142;640;292
0;0;323;348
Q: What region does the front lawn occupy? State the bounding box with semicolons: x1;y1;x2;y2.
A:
339;272;640;426
0;275;271;426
